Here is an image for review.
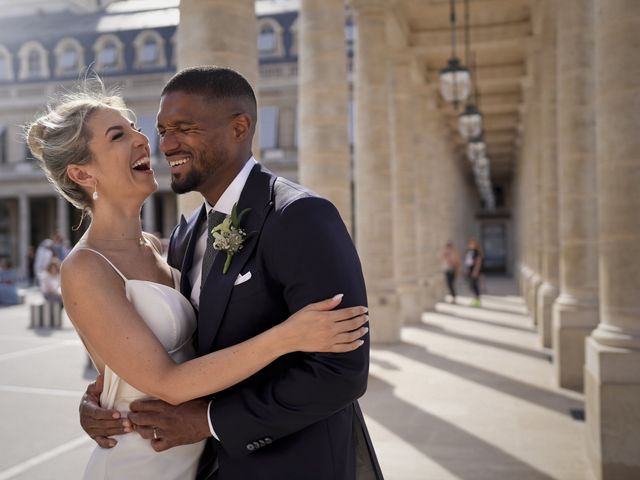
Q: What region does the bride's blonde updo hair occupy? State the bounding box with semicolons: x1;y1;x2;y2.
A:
25;79;131;213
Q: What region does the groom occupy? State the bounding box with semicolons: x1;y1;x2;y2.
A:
79;66;382;479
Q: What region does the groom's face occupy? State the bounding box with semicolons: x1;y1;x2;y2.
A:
157;91;237;195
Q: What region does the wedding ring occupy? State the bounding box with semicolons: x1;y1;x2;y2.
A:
153;427;159;440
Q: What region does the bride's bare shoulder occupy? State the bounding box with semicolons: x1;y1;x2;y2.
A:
60;247;122;291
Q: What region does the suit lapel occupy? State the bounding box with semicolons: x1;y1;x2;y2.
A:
179;204;207;296
197;164;276;354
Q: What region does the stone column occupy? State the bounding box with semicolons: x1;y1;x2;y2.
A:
536;0;560;347
56;195;69;241
143;194;157;233
584;1;640;477
176;0;259;217
389;58;420;323
415;87;442;311
18;194;30;278
298;0;352;232
526;49;544;323
350;0;399;342
552;0;599;390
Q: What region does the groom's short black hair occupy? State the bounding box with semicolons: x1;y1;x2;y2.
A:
161;65;257;113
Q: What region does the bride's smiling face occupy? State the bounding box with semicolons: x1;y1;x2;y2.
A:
85;107;157;204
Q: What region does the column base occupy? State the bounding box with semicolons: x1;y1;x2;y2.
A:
585;337;640;479
418;275;440;313
368;289;401;344
536;281;559;348
397;284;424;325
552;294;599;390
527;273;543;325
519;265;531;294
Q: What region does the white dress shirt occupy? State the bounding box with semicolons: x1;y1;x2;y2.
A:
185;156;256;440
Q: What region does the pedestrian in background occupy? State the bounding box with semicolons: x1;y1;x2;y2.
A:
40;259;62;304
441;242;461;303
33;238;54;285
464;238;483;307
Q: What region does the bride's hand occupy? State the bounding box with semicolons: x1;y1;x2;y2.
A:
278;294;369;353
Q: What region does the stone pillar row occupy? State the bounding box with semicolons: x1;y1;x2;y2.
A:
298;0;352;233
536;0;560;348
176;0;259;216
173;0;494;344
584;0;640;477
553;0;599;390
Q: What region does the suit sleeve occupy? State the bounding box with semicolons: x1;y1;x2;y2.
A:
210;196;370;457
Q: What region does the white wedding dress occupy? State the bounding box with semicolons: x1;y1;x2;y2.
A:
80;248;206;480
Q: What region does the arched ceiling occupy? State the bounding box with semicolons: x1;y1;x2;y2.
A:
389;0;536;182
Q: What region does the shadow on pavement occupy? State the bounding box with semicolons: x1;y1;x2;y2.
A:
362;374;557;480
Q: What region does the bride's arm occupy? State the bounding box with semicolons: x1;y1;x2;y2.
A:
62;250;368;406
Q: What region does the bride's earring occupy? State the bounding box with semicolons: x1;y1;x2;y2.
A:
92;183;99;201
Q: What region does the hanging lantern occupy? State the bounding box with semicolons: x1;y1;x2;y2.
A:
458;103;483;139
439;0;471;108
467;134;486;161
439;57;471;107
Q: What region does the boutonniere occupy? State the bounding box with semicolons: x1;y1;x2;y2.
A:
211;203;251;274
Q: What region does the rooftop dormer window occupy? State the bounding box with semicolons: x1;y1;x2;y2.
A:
19;41;49;80
94;34;124;72
55;38;84;76
134;30;166;69
257;18;283;57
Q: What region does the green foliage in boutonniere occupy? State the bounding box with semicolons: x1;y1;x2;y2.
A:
211;203;252;274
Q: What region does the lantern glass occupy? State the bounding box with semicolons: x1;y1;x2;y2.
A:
467;138;486;161
458;104;483;139
439;58;471;104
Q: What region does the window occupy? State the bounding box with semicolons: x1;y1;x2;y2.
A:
18;41;49;79
140;38;158;65
55;38;84;76
0;56;6;80
258;25;276;53
99;42;117;68
60;48;78;70
94;35;124;72
259;106;279;150
256;19;283;57
27;50;41;78
133;31;166;69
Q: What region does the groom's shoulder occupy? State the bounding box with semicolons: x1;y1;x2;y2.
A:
271;176;320;207
266;176;342;229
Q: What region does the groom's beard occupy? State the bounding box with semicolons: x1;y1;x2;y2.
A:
170;148;219;194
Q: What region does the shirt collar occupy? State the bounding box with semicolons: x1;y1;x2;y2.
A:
204;157;257;215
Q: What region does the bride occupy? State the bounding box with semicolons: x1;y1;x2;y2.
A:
25;87;368;479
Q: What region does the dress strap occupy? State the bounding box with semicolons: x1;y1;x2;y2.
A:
76;248;128;282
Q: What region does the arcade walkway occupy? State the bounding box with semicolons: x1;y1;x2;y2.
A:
0;277;590;479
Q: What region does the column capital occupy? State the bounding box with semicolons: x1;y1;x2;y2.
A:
349;0;388;14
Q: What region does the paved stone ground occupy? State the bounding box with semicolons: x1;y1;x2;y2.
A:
0;277;592;479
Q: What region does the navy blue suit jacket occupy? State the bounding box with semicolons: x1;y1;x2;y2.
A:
168;163;383;480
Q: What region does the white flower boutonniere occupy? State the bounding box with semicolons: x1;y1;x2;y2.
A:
211;203;252;274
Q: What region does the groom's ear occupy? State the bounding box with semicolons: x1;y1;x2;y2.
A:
230;113;252;143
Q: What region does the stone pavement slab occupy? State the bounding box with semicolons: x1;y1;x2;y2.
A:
0;277;593;479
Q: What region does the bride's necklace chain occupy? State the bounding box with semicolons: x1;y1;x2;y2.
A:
89;235;147;247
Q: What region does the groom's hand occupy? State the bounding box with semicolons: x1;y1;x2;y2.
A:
128;398;211;452
79;374;131;448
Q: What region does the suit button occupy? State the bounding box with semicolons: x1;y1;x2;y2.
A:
253;441;261;449
258;439;266;447
264;437;273;445
246;443;255;451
